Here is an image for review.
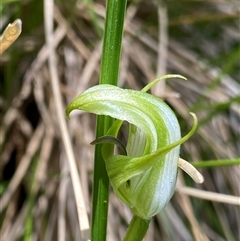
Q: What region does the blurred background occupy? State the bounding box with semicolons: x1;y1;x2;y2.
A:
0;0;239;240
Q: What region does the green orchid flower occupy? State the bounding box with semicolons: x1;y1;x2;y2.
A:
66;75;200;220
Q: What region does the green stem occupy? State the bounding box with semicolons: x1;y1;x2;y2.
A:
123;215;151;241
91;1;127;240
190;158;240;168
23;155;39;241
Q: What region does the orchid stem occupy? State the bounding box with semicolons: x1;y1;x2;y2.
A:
123;215;151;241
91;0;127;240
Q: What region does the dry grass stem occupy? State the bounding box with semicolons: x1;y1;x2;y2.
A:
152;1;168;97
43;0;89;239
177;184;240;206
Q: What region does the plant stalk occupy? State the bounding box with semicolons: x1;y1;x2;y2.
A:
91;0;127;240
123;215;151;241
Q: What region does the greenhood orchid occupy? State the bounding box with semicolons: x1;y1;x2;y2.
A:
66;75;202;220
